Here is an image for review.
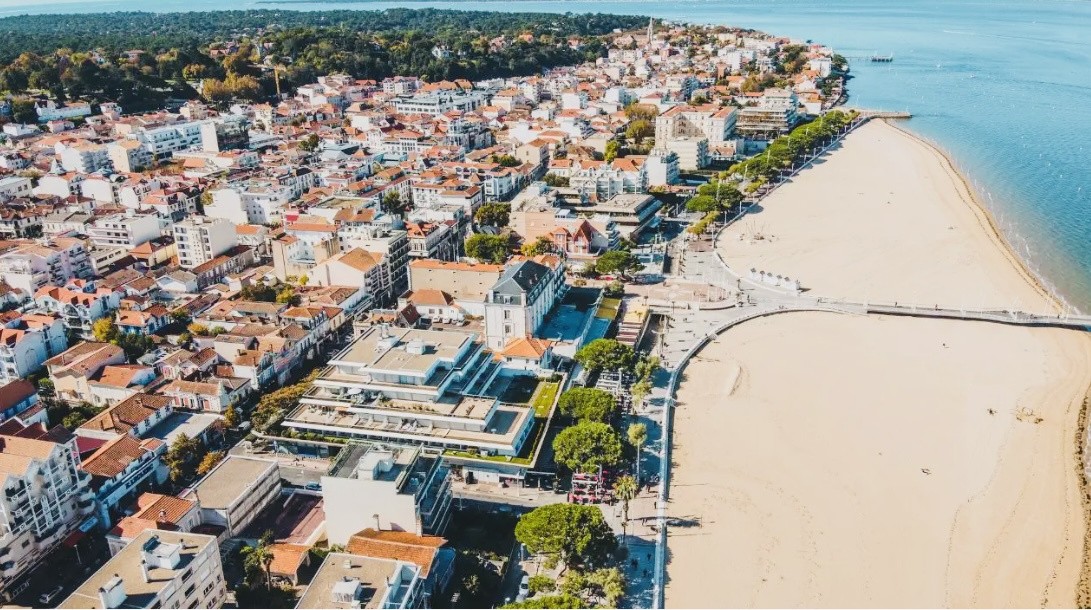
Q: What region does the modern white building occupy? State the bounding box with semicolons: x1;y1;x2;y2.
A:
296;552;427;610
87;211;162;250
0;314;68;384
391;91;486;116
58;530;226;610
285;327;536;457
172;216;238;270
59;143;112;174
0;421;95;594
321;443;452;546
183;456;280;537
645;150;681;186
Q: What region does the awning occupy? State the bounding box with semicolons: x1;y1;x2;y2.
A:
62;529;87;548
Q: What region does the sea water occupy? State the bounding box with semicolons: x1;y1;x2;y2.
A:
2;0;1089;309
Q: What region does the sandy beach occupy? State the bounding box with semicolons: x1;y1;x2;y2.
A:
665;120;1091;607
720;120;1056;311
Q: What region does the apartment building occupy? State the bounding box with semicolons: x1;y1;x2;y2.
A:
183;456;280;537
87;211;162;250
0;241;92;294
391;91;486;116
172;216;238;270
297;552;427;610
59;530;226;610
80;434;168;528
0;314;68;384
483;256;566;350
0;421;95;594
654;103;737;144
321;443;452;545
736;88;801;138
59;143;112;174
106;140;152;173
34;283;123;338
45;342;127;403
285;327;536;457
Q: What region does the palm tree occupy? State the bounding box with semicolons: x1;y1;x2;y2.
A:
241;536;274;590
627;422;648;484
614;474;638;544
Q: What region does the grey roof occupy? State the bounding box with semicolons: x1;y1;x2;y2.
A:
492;260;549;296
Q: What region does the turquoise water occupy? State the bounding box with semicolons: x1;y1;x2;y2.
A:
3;0;1090;308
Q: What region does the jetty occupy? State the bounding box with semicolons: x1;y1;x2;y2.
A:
870;54;894;62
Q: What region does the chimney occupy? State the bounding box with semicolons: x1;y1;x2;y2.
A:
140;560;150;583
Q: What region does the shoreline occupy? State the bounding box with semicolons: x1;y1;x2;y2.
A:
666;117;1091;607
891;118;1091;601
881;118;1070;315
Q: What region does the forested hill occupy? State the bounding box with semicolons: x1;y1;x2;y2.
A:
0;9;646;61
0;9;646;113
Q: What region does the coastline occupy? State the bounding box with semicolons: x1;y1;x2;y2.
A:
665;118;1091;607
881;118;1069;315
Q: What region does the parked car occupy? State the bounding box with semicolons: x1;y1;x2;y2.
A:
39;585;65;606
517;574;529;602
304;482;322;491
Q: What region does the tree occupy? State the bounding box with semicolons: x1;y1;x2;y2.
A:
553;421;623;473
465;233;510;264
557;387;617;422
223;405;240;428
474;202;511;228
603;140;619;163
542;173;569;188
187;322;210;337
629;377;652;411
594;249;642;278
299;133;319;152
197;450;225;475
92;317;119;343
515;503;617;570
171;308;191;325
11;98;37;124
623;103;658;122
240;534;275;590
240;283;277;302
560;568;626;607
685;194;721;214
574;338;634;373
628;422;648;483
521;236;554;256
502;595;584;609
625;118;653;141
613;474;638;543
527;575;556;595
275;285;300;306
164;433;205;483
491;154;520;168
381;191;408;216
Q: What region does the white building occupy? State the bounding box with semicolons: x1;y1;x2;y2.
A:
59;143;112;174
107;140;153;173
172;216;238;270
645;150;681;186
391;91;486;116
483;257;566;350
0;241;92;294
0;176;32;201
0;314;68;384
297;552;427;610
87;211;162;249
183;456;280;537
59;530;226;610
321;443;452;546
285;327;536;457
0;422;95;594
